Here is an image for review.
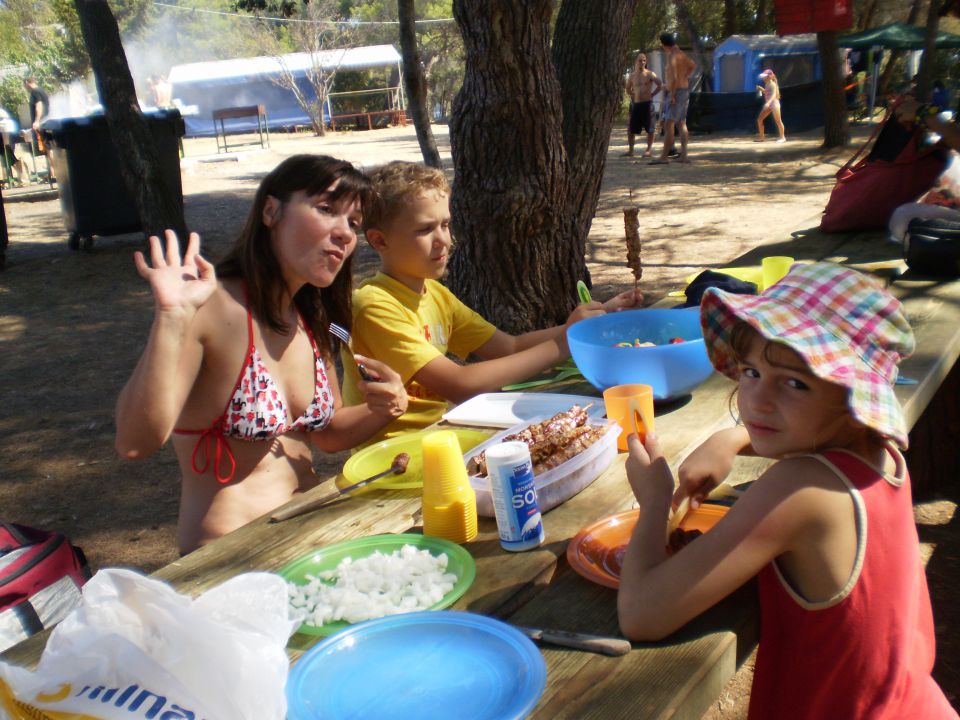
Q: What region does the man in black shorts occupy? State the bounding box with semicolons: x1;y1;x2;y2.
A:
624;53;662;158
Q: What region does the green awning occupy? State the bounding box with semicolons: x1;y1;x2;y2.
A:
839;22;960;50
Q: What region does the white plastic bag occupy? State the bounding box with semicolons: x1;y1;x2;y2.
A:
0;568;299;720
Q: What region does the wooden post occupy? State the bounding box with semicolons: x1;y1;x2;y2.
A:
624;199;641;289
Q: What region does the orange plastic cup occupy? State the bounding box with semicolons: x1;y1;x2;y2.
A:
602;383;655;451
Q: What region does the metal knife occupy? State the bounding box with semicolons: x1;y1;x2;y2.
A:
515;625;632;656
270;453;410;522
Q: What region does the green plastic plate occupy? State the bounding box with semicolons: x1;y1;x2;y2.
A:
280;533;477;637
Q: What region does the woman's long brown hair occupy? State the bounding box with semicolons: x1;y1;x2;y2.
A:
216;155;372;358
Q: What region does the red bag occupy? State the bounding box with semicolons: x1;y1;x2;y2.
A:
0;522;91;653
820;112;948;233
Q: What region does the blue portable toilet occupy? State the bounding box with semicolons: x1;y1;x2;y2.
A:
713;34;821;93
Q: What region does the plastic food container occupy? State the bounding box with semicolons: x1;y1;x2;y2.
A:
464;417;620;517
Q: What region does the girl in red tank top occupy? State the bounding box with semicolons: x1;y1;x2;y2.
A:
617;262;956;718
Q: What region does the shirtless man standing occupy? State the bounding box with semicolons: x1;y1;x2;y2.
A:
624;53;662;158
651;33;698;165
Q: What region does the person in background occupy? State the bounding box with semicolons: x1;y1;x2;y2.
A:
115;155;408;554
617;262;956;719
649;32;697;165
623;53;662;158
342;161;644;447
754;69;786;143
887;97;960;244
23;77;52;181
931;80;950;112
0;107;26;187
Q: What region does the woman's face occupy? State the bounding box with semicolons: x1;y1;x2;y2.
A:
264;181;362;293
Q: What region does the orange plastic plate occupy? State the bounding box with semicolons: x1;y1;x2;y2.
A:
566;504;729;589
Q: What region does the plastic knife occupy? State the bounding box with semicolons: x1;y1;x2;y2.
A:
514;625;632;656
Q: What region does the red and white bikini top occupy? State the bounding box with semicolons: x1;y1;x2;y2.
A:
174;293;335;484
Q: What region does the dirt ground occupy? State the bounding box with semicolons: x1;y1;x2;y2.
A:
1;122;957;717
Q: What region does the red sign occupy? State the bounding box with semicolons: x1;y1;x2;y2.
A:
775;0;852;35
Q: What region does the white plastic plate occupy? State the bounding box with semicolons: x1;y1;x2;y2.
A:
442;393;605;428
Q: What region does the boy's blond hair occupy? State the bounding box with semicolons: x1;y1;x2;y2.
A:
364;161;450;232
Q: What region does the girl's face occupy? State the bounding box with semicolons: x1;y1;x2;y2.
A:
736;335;861;457
264;182;362;293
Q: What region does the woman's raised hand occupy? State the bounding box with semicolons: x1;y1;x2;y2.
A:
134;230;216;315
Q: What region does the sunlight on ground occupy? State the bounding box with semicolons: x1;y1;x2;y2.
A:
0;314;26;341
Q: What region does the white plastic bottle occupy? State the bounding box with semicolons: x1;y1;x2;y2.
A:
485;441;545;552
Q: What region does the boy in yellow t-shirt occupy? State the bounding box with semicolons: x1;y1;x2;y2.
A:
342;161;643;445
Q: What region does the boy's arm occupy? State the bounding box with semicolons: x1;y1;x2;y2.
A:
413;334;568;404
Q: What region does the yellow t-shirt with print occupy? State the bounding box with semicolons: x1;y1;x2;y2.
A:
342;272;497;446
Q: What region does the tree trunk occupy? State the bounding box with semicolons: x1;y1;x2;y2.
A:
878;0;922;98
916;0;942;101
675;0;712;90
448;0;570;331
818;30;849;148
73;0;186;242
858;0;879;31
398;0;441;168
754;0;769;33
723;0;737;37
448;0;634;331
0;188;8;270
553;0;636;266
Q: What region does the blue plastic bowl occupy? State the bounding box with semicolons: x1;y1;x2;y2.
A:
567;307;715;400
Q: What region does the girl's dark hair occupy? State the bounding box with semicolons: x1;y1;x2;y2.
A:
217;154;372;357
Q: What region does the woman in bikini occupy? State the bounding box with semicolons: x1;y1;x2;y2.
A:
116;155;408;554
755;69;786;143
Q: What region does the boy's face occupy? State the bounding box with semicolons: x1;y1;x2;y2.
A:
373;190;452;293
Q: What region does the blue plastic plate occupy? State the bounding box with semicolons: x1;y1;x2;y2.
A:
286;611;547;720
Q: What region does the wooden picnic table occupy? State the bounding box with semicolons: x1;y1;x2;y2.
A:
4;223;959;718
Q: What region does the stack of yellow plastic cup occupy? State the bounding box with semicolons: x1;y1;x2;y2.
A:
421;430;478;544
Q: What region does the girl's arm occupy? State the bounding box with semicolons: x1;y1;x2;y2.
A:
311;355;408;452
675;425;754;510
115;232;215;460
617;433;825;641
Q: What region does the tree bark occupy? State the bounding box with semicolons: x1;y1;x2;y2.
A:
675;0;711;90
878;0;922;98
448;0;569;331
858;0;879;31
754;0;769;33
553;0;637;266
916;0;942;101
398;0;441;168
723;0;737;37
0;187;8;270
73;0;186;242
448;0;634;331
818;30;849;148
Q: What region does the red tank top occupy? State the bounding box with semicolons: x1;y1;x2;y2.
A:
748;449;956;719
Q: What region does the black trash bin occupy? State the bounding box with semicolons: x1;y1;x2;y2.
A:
42;109;185;250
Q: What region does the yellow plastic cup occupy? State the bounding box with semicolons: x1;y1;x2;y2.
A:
602;383;654;452
421;430;478;544
761;256;794;291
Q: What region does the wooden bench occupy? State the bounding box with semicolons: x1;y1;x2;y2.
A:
329;108;407;132
212;104;269;153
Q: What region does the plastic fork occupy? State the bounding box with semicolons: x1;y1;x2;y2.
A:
329;322;374;381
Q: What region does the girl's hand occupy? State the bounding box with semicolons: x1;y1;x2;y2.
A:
625;432;675;508
602;288;644;312
355;356;408;419
565;301;605;325
675;426;746;510
134;230;216;315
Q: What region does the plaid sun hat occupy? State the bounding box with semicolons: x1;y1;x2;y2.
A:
700;262;916;448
